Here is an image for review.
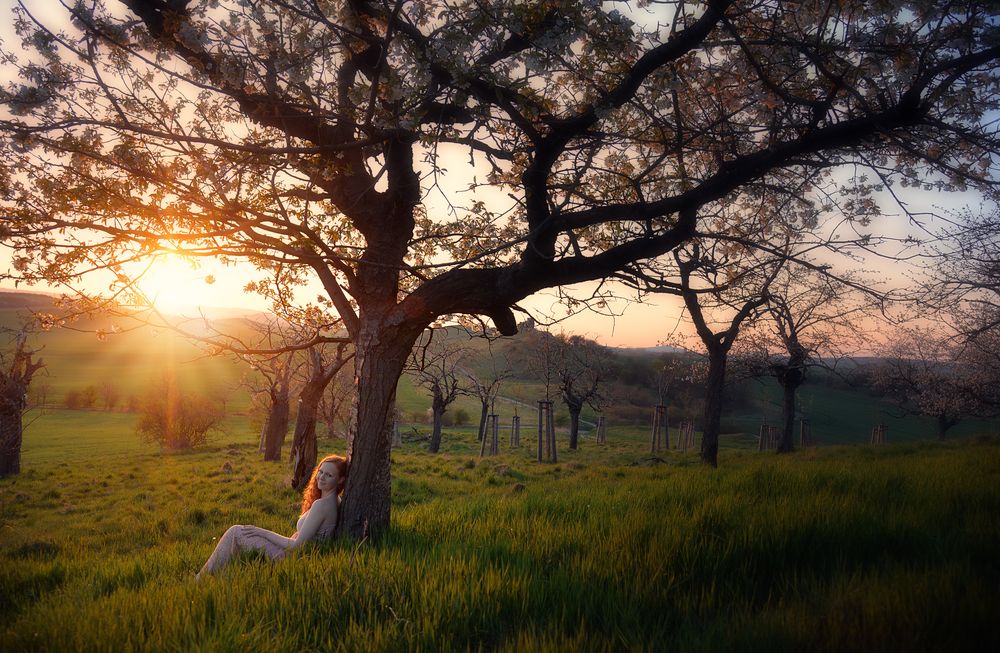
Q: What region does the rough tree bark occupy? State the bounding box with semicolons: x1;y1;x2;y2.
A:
567;401;583;449
429;392;447;454
475;399;489;444
339;322;419;540
701;346;728;468
775;362;805;453
263;387;290;462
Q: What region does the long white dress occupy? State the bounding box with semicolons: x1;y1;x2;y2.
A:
197;505;335;577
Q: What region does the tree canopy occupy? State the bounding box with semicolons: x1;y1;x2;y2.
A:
2;0;998;536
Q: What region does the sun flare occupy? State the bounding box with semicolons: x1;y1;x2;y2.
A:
133;254;225;314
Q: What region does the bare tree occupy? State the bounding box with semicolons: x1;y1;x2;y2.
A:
319;371;355;441
290;343;352;490
98;381;120;412
0;330;44;476
464;351;512;447
409;331;467;454
4;2;997;536
737;267;865;451
625;232;784;466
553;334;608;450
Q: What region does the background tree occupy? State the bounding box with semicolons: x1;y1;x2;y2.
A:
736;266;864;452
0;330;44;476
677;245;781;465
4;1;998;536
290;342;352;490
464;350;511;447
553;334;608;450
254;353;296;462
409;331;467;454
924;205;1000;343
871;325;999;439
625;230;784;466
319;370;355;441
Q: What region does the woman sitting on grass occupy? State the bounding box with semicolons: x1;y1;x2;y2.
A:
195;454;348;579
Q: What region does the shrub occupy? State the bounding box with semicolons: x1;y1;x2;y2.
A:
63;389;81;410
64;385;98;410
453;407;471;426
136;378;224;450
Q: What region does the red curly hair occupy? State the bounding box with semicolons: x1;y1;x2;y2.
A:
301;454;348;513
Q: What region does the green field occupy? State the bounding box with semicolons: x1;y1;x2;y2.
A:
6;303;998;446
1;409;998;651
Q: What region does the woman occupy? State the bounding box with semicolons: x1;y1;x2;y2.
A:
195;454;348;579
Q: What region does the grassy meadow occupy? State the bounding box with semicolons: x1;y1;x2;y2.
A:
2;407;999;652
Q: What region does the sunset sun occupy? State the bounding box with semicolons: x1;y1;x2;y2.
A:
133;254;224;314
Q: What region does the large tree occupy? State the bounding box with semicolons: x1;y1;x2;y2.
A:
3;1;998;537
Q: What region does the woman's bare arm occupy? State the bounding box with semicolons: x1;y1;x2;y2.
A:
288;496;338;548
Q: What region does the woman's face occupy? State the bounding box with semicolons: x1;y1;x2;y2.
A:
316;462;340;494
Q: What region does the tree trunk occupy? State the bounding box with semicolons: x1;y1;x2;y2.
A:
776;370;803;454
1;339;43;477
290;376;328;490
0;404;23;476
258;417;267;453
263;392;290;462
936;414;955;440
700;347;727;468
338;326;416;540
567;403;582;450
476;399;488;442
429;400;444;453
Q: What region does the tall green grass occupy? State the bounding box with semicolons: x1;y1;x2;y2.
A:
2;410;998;651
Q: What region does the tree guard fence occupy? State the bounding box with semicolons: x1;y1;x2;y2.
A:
537;400;557;463
677;420;696;452
479;414;500;457
650;405;669;453
758;422;780;451
799;418;814;447
871;423;887;445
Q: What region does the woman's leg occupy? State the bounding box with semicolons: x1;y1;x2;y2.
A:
196;525;289;579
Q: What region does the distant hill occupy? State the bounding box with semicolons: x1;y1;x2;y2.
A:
614;344;690;356
0;289;57;310
0;288;266;325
